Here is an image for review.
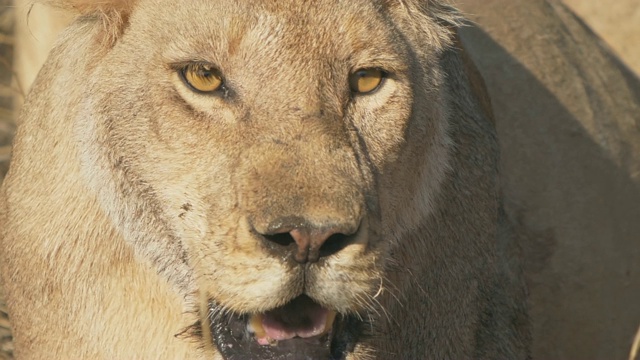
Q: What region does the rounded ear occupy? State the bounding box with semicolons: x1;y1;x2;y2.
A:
381;0;465;48
38;0;136;44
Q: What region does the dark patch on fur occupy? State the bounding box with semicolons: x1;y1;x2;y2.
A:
179;203;193;219
175;320;203;341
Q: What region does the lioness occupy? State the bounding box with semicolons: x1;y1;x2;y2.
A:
0;0;529;358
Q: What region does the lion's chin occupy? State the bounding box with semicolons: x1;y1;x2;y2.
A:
209;295;361;359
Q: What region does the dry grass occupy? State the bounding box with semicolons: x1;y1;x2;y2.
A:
0;0;14;183
631;325;640;360
0;1;14;358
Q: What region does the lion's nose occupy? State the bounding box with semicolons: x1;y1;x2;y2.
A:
259;217;360;264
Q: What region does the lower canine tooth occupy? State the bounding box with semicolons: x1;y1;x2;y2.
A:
248;314;267;339
324;311;337;335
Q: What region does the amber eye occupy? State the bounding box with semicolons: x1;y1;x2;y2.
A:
349;68;384;94
181;63;223;93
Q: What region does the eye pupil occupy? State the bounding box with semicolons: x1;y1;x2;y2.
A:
182;63;223;93
349;68;384;94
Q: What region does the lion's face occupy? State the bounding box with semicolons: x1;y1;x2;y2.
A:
78;0;452;356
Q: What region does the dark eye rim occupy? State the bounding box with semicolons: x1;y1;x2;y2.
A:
178;62;226;95
349;68;388;95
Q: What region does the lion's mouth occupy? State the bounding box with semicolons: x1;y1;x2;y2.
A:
247;295;337;345
209;295;360;359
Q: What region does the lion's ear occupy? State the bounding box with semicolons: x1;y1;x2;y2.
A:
381;0;464;48
40;0;136;44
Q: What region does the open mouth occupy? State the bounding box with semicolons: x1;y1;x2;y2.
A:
209;295;361;359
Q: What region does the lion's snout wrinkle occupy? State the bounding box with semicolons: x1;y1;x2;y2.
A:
257;215;362;263
238;127;370;264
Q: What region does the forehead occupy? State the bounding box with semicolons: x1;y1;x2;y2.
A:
146;0;386;32
136;0;402;62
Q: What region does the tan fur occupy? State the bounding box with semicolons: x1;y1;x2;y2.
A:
7;0;640;358
1;0;529;358
563;0;640;75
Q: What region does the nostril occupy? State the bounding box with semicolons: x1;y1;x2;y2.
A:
256;217;361;263
263;232;296;248
318;233;352;259
260;229;355;263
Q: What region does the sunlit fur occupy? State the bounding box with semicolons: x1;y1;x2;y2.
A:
0;0;529;358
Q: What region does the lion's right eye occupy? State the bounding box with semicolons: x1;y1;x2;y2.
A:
181;63;224;93
349;68;385;94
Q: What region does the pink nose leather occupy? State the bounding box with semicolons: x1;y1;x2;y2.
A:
289;228;337;263
259;216;359;263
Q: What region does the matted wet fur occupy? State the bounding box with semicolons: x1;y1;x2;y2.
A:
0;0;529;358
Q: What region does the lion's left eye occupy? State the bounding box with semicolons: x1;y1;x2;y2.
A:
181;63;224;93
349;68;385;94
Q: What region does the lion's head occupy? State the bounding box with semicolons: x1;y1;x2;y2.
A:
2;0;527;358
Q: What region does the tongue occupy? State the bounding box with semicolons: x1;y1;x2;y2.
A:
260;295;329;342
